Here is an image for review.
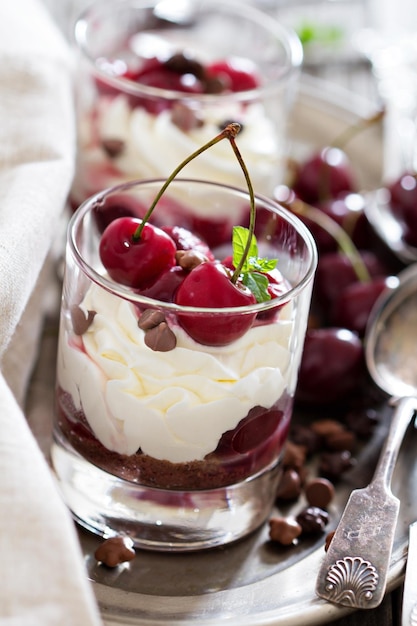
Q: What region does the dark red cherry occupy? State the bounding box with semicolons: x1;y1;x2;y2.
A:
175;262;257;345
330;276;395;336
295;327;364;405
99;217;177;289
388;172;417;247
292;147;356;205
313;250;388;309
162;225;215;260
93;194;147;233
138;266;187;302
207;59;260;92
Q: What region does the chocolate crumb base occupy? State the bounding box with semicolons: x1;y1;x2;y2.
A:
56;390;285;491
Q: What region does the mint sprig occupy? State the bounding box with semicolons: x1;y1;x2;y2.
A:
232;226;277;303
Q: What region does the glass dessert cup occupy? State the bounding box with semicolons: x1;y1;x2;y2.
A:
71;0;303;240
52;178;317;551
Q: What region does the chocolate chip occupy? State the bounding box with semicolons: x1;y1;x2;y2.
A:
204;75;228;94
70;306;96;335
282;441;307;471
311;419;345;439
276;468;302;502
296;506;329;534
269;517;302;546
175;249;208;270
305;477;335;509
290;424;321;455
138;308;166;331
324;429;356;452
94;536;135;567
345;407;379;438
319;450;355;481
145;321;177;352
102;138;125;158
164;53;206;80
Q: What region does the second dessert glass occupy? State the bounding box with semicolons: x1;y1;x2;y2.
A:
52;176;317;551
71;0;303;244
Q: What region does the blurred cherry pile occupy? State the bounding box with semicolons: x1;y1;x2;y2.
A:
281;112;414;411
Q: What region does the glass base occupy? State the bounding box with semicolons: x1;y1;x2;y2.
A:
51;432;282;552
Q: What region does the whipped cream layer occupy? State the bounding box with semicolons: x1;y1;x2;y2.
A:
57;283;294;464
73;94;282;208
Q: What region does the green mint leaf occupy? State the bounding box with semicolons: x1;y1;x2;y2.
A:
232;226;258;273
248;257;277;273
242;272;271;303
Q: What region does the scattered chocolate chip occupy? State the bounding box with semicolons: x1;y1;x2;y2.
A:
325;530;336;552
138;308;166;331
345;407;379;438
94;536;135;567
324;429;356;452
276;468;302;502
164;52;206;79
296;506;329;534
319;450;355;481
171;103;204;132
144;321;177;352
204;75;228;94
269;517;302;546
102;138;125;158
70;306;96;335
311;419;345;439
305;477;335;509
290;424;321;455
176;249;208;270
282;441;307;471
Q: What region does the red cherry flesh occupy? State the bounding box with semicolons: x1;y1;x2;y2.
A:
175;262;257;345
99;217;177;289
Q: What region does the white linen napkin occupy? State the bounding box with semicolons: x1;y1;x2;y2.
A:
0;1;102;624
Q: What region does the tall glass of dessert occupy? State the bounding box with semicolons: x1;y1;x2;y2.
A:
53;128;318;550
71;0;303;243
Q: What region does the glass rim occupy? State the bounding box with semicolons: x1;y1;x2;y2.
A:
68;177;318;315
73;0;303;103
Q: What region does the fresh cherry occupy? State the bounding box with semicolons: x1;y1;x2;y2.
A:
295;327;364;405
175;261;257;345
330;275;396;336
292;147;356;205
93;194;147;233
313;250;388;309
207;59;260;92
162;225;215;261
388;171;417;247
138;265;187;302
99;217;177;289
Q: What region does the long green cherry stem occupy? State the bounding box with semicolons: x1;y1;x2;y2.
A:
227;135;256;284
133;122;241;240
132;121;257;286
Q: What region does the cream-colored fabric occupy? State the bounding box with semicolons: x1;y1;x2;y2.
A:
0;1;102;624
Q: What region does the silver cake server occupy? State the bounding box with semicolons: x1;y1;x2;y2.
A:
316;264;417;610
